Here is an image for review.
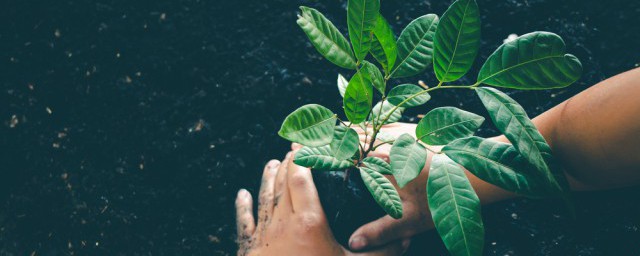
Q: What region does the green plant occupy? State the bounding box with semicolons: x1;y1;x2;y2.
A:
279;0;582;255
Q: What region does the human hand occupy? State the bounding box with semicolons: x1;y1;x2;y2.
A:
235;151;410;256
349;122;438;251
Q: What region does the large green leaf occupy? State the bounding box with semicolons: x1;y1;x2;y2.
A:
477;32;582;90
294;146;353;170
387;84;431;107
370;100;404;126
370;14;398;74
344;63;374;124
391;14;439;78
362;157;393;175
330;125;360;160
360;167;403;219
428;154;484;256
476;87;571;198
443;136;549;197
297;7;357;69
347;0;380;61
433;0;481;82
337;73;348;97
390;133;428;188
278;104;337;147
416;107;484;145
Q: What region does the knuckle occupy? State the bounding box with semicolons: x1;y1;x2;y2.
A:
290;172;309;188
296;212;323;231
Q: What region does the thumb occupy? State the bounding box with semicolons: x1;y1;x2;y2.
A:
349;215;412;251
349;239;411;256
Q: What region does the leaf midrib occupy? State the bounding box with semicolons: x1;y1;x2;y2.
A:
417;118;479;141
441;162;473;256
441;0;473;80
477;54;567;85
281;114;336;137
391;16;438;76
300;12;355;63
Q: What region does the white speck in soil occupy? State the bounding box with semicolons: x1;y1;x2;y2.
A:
511;213;518;219
503;33;518;43
54;29;61;38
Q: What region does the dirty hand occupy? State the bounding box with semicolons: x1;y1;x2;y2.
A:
235;151;410;256
349;122;438;251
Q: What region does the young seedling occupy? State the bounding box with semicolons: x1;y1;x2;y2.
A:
279;0;582;255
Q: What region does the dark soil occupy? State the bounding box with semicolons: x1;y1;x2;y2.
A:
0;0;639;255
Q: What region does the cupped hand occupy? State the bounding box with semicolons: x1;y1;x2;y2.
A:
235;151;410;256
348;122;439;251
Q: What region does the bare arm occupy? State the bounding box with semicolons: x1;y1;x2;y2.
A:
348;67;640;251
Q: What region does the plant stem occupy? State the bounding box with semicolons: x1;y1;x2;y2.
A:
362;84;476;157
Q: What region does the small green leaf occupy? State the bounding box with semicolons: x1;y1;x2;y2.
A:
363;61;386;95
477;32;582;90
360;167;403;219
391;14;439;78
294;146;353;170
297;7;357;69
443;136;549;197
347;0;380;61
330;126;360;160
344;63;374;124
362;157;392;175
390;133;428;188
416;107;484;145
337;73;348;97
476;87;571;201
370;14;398;74
370;100;404;126
433;0;481;82
387;84;431;107
428;154;484;256
278;104;337;147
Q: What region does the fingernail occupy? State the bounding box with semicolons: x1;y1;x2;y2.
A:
237;189;249;198
266;160;280;169
349;236;366;250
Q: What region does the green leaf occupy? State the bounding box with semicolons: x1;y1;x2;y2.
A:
330;125;360;160
433;0;481;82
387;84;431;107
297;7;357;69
337;73;348;97
427;154;484;256
362;157;393;175
370;14;398;74
278;104;337;147
443;136;549;197
347;0;380;61
391;14;439;78
363;61;386;95
416;107;484;145
294;146;353;170
476;87;571;199
390;133;428;188
477;32;582;90
370;100;404;126
344;63;374;124
360;167;403;219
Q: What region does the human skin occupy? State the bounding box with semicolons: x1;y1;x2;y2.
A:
235;152;410;256
347;67;640;251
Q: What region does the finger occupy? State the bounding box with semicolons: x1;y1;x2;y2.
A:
257;159;280;228
349;214;416;251
274;152;293;214
291;143;303;150
350;239;411;256
286;155;322;213
235;189;255;241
